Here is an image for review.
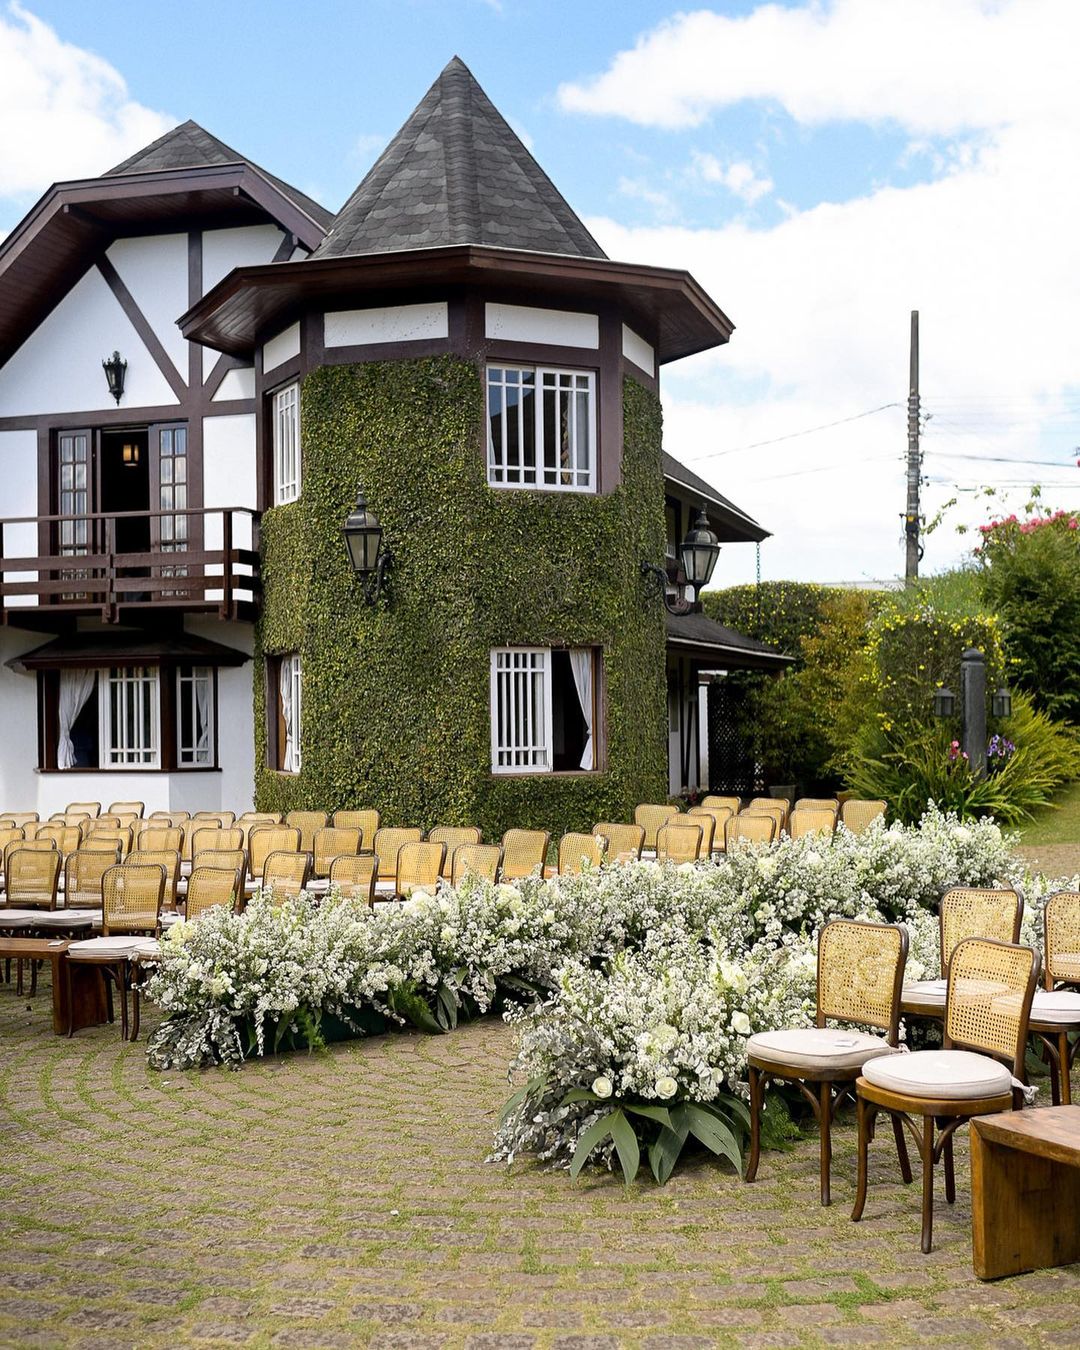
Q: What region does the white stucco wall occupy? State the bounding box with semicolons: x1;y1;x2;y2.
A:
213;368;256;402
107;233;189;377
262;322;301;374
622;325;655;377
201;224;284;294
485;303;599;349
0;429;40;609
186;618;255;814
324;302;448;347
202;414;257;593
0;630;44;811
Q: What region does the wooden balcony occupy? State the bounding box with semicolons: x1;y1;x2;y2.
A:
0;506;260;629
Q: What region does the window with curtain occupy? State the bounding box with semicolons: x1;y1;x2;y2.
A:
490;647;598;774
177;665;214;766
272;384;301;504
486;366;595;492
270;653;302;773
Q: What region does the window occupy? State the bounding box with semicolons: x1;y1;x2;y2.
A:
269;653;302;773
177;666;214;766
272;383;301;504
486;366;594;491
100;667;160;767
490;647;598;774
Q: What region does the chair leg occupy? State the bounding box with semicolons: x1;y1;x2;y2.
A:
851;1093;872;1222
1059;1033;1072;1107
943;1129;956;1205
116;965;128;1041
819;1081;833;1207
891;1113;913;1184
746;1065;763;1183
130;974;141;1043
104;973;114;1024
920;1114;936;1254
29;959;38;998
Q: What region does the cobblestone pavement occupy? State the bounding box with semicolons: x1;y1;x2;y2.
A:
1;974;1078;1349
1013;843;1080;880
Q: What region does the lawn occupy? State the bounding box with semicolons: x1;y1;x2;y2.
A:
1015;781;1080;879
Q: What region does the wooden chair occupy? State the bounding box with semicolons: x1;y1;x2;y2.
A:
327;852;378;906
133;849;181;911
690;805;732;852
840;799;887;834
747;798;788;832
726;813;777;849
192;849;248;904
149;811;191;825
136;827;183;854
940;887;1022;975
633;804;679;851
332;809;380;849
702;795;741;814
4;848;61;909
788;808;837;840
187;826;243;860
312;827;362;878
747;919;910;1206
1044;891;1080;990
3;837;57;877
64;847;122;908
186;867;244;921
238;811;283;827
261;851;312;898
450;843;502;886
87;814;121;831
64;802;100;819
87;827;133;858
249;826;301;879
49;811;92;828
106;801;145;819
34;824;83;858
853;937;1040;1252
655;820;704;864
192;811;235;828
285;810;328;852
0;827;25;859
593;822;645;862
557;832;606;875
373;827;423;882
102;862;165;936
428;826;482;870
394;841;446;898
796;798;840;816
684;809;716;854
2;813;40;829
500;829;550;881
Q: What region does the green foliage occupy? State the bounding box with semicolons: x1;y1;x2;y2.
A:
255;358;668;838
704;580;834;654
976;508;1080;722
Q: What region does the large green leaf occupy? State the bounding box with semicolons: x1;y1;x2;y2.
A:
623;1104;673;1128
560;1087;601;1105
685;1103;744;1175
435;981;459;1031
648;1103;691;1184
608;1109;640;1186
500;1073;547;1123
388;983;443;1035
569;1111;615;1181
721;1094;752;1131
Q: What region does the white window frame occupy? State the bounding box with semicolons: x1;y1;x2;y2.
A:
99;667;160;769
486;365;595;493
490;648;553;774
177;666;214;767
277;652;302;774
272;383;301;504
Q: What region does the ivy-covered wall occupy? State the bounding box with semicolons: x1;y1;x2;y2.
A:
254;355;668;839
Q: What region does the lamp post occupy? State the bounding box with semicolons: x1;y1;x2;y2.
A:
342;486;393;606
641;504;721;615
932;648;1011;780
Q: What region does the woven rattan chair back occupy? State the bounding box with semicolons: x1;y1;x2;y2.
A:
249;826;301;878
633;804;680;850
558;832;606;875
450;843;503;886
239;812;283;826
186;867;243;920
788;808;837;840
702;795;741;814
5;847;62;908
88;815;122;831
817;919;908;1038
726;813;777;848
4;837;56;874
944;937;1040;1073
87;827;132;857
940;886;1022;972
65;801;100;819
796;798;840;815
655;821;704;864
0;827;25;857
50;811;92;828
149;810;191;825
19;821;46;840
427;826;483;859
102;862;166;935
396;841;446;896
188;826;243;860
134;850;181;909
2;812;39;829
332;810;380;849
64;847;121;908
684;809;716;853
107;801;144;819
35;824;83;857
839;799;887;834
373;827;423;881
136;827;183;854
500;829;550;880
593;822;645;862
327;852;378;905
193;849;248;898
192;811;235;827
311;826;362;878
1043;890;1080;988
261;851;312;898
748;798;788;830
285;811;328;852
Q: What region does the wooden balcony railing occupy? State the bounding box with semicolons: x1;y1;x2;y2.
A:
0;506;260;626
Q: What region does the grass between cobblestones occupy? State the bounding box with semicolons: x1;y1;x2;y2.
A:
1;974;1078;1349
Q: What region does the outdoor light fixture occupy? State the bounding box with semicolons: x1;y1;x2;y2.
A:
121;442;140;469
342;485;392;606
641;503;721;615
932;686;956;719
102;351;127;404
991;686;1012;719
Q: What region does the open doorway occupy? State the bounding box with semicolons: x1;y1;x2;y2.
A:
99;429;149;556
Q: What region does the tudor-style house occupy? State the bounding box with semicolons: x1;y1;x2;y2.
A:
0;58;786;829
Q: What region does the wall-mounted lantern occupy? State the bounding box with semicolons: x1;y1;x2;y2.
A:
102;351;127;404
991;686;1012;719
121;442;140;469
641;503;720;615
342;486;393;606
932;686;956;719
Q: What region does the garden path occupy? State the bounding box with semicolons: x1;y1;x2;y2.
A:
1;976;1078;1348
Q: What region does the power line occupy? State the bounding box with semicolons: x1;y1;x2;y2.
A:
689;402;902;462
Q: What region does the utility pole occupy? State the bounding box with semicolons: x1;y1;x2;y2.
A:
904;309;921;584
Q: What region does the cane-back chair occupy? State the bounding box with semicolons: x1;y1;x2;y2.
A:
136;827;183;854
107;801;145;818
101;863;166;935
65;802;100;819
633;804;680;851
285;811;328;853
192;849;248;902
840;799;887;835
373;827;423;882
50;811;92;828
312;827;362;878
4;837;56;876
327;852;378;906
747;798;789;832
702;795;741;815
655;820;704;864
3;812;39;829
1044;890;1080;989
557;832;606;876
249;826;301;879
427;826;482;869
726;813;777;849
186;867;244;920
64;847;122;908
5;847;62;908
796;798;840;816
0;827;25;859
593;822;645;862
450;843;503;886
940;887;1022;975
500;829;550;881
684;808;717;854
748;919;909;1206
788;808;837;841
332;809;380;849
192;811;235;827
149;811;191;826
35;823;83;858
261;851;312;898
395;841;446;898
134;850;181;910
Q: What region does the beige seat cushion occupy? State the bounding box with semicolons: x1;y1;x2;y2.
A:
862;1049;1011;1099
747;1027;899;1072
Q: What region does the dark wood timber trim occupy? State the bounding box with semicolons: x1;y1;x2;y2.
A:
96;256;186;401
262;357;300;390
203;353;249;402
598;311;623;494
271;232;297;264
188;230;203;392
320;337;450;366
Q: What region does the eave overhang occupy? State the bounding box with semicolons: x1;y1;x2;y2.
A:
666;612;793;672
7;632;250;673
177;244;735;364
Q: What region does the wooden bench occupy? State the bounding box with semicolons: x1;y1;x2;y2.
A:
971;1105;1080;1279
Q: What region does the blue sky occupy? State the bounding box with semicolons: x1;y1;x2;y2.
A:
3;1;1078;584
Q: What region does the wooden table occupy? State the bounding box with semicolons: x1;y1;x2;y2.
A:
971;1106;1080;1280
0;937;108;1034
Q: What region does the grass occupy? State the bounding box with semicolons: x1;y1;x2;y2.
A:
1020;779;1080;846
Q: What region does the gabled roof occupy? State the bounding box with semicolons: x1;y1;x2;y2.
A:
107;119;333;230
663;451;769;543
313;57;605;260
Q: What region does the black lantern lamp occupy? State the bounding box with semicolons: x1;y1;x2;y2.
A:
102;351;127;404
991;686;1012;719
121;442;140;469
342;486;392;606
641;502;721;615
932;685;956;719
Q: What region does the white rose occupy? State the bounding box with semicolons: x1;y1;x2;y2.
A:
731;1010;752;1036
758;858;777;879
592;1076;613;1099
541;909;556;925
654;1076;678;1100
496;883;522;902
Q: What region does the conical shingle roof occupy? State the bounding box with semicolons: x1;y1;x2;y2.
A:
313;57;606;260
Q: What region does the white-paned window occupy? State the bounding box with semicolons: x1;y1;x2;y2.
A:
100;667;160;768
275;653;302;773
487;366;595;492
490;647;599;774
177;666;214;766
272;384;301;504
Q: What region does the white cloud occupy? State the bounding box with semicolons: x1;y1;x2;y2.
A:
0;3;173;199
617;175;677;218
691;152;773;204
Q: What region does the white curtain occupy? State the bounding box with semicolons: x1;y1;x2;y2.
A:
195;669;212;763
569;649;594;771
57;668;96;770
279;658;296;772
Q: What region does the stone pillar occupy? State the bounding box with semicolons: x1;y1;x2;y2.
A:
961;648;987;779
